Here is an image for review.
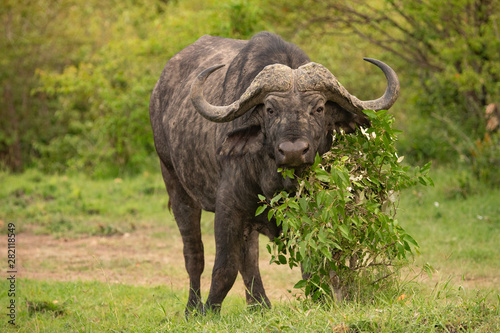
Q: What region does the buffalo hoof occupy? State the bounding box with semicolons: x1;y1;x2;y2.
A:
202;303;221;316
184;302;204;318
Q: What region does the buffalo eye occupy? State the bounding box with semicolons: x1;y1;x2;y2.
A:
266;107;274;115
316;106;324;113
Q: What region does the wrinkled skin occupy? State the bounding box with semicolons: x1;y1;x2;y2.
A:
149;32;397;313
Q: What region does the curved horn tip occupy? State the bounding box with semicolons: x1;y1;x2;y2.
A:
198;64;226;79
359;57;400;111
363;57;375;63
363;57;394;72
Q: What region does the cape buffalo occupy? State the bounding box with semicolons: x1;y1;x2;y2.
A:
149;31;399;313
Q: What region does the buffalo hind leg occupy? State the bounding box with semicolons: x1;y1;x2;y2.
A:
240;230;271;309
160;161;204;315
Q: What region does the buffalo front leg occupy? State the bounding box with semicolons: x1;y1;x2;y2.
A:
204;200;244;312
240;230;271;309
160;161;204;314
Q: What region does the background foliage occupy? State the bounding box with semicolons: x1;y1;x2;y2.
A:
1;0;499;181
267;0;500;183
0;0;264;177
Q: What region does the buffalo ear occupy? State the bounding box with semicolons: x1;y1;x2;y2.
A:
218;125;264;157
326;102;370;134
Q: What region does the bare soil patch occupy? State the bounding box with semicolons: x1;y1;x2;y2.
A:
16;228;302;302
14;227;498;304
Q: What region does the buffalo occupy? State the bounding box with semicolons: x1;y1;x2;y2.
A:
149;31;399;313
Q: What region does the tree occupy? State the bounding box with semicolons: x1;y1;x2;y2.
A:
268;0;500;164
0;0;126;171
1;0;268;175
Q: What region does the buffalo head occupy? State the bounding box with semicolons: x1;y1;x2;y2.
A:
190;59;399;170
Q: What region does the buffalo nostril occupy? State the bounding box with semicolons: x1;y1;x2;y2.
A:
277;140;311;166
294;140;309;156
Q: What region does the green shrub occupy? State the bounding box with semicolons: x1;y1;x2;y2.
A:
224;0;263;38
35;40;159;178
258;110;433;302
471;132;500;186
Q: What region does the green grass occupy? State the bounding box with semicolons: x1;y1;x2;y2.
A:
0;278;498;332
0;169;216;237
398;167;500;300
0;169;168;236
1;167;500;331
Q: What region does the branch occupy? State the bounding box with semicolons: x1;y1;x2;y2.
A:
306;1;445;71
371;271;396;285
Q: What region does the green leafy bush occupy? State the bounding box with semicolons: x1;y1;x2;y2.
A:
471;132;500;186
1;0;270;175
35;39;159;178
30;0;247;177
223;0;263;38
258;110;433;302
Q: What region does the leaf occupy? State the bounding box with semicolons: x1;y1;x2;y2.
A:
423;263;436;279
312;153;322;168
339;225;350;239
315;169;330;183
321;209;330;223
270;193;283;206
315;191;326;206
282;220;288;234
320;246;332;259
418;176;427;186
299;241;307;259
293;279;307;289
267;209;275;221
318;228;327;243
420;161;432;174
308;239;317;250
362;109;378;119
288;201;300;211
404;234;419;247
299;197;308;212
331;242;342;250
255;205;266;216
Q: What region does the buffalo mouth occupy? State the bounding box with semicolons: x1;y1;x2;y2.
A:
282;174;298;192
279;164;311;192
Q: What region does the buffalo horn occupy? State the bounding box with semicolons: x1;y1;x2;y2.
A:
296;59;399;114
357;58;399;111
191;58;399;122
190;64;293;122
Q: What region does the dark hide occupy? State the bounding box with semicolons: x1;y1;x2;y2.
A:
149;32;369;313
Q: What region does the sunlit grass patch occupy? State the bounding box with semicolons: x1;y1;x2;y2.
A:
0;169;170;237
1;278;498;332
399;167;500;301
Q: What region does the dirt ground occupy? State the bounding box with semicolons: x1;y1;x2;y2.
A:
16;228;302;302
14;227;499;304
